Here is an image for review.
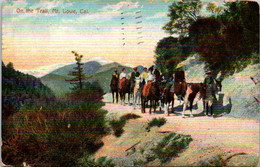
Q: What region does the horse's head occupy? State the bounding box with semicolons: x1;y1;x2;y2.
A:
215;79;222;92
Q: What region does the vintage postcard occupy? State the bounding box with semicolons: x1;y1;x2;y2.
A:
2;0;259;166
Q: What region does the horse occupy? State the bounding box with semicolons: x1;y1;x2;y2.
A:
141;81;164;114
182;83;204;118
202;79;222;116
110;75;119;103
119;78;131;105
162;84;175;116
133;76;143;110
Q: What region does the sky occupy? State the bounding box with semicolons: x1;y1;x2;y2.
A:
2;0;226;70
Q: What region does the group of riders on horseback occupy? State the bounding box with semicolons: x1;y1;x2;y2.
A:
110;63;221;117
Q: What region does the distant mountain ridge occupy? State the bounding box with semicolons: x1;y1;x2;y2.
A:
40;61;139;96
19;57;115;78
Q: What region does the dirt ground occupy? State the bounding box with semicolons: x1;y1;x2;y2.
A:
94;94;259;166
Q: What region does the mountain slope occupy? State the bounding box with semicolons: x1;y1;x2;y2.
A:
40;62;135;96
2;62;55;112
40;73;72;96
46;61;102;77
85;62;134;93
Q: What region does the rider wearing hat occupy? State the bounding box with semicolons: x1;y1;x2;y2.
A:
174;63;186;99
119;68;127;90
112;69;119;79
131;67;140;92
204;70;217;100
142;66;155;97
141;67;148;85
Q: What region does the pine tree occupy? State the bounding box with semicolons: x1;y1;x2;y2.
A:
66;51;86;90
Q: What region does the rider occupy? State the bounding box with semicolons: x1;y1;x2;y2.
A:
142;66;155;97
162;68;175;92
204;70;217;100
112;69;119;79
119;68;127;90
140;67;148;85
174;63;186;100
131;67;140;92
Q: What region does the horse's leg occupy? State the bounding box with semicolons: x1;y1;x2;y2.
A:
141;96;145;113
209;100;213;116
133;91;136;110
206;102;209;116
149;100;152;115
159;99;162;112
154;100;157;112
116;91;118;103
128;93;131;106
182;93;189;118
172;96;175;114
190;99;194;117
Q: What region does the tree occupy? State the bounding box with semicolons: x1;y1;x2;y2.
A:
6;62;14;69
66;51;86;90
155;36;191;73
163;0;202;36
206;2;224;15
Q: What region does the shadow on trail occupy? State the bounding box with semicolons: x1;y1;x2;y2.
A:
212;93;232;118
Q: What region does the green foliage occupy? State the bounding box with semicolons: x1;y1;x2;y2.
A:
66;51;86;90
78;156;115;167
151;133;193;164
146;117;167;132
2;82;109;166
109;113;141;137
155;36;192;73
163;0;202;36
120;113;141;122
190;1;259;77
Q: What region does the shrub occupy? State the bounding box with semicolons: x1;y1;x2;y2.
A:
78;156;115;167
2;83;109;166
151;133;193;164
109;113;141;137
146;117;167;132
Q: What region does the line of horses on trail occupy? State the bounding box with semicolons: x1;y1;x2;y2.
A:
110;75;222;118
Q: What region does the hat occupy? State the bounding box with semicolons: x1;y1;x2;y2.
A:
206;70;212;74
176;63;184;69
133;67;138;70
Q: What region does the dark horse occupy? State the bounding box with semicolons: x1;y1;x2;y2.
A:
141;81;164;114
182;83;204;117
110;75;119;103
163;84;175;116
201;79;222;116
119;79;131;105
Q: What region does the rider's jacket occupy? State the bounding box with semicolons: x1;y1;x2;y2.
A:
175;70;185;82
119;72;127;80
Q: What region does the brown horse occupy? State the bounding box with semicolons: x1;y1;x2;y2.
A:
182;83;204;117
110;75;119;103
162;82;204;117
141;81;164;114
163;84;175;116
119;79;131;105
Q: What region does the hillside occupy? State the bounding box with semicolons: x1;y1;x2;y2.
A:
178;55;259;120
86;62;134;93
2;62;55;120
40;73;72;96
50;61;102;77
40;62;135;96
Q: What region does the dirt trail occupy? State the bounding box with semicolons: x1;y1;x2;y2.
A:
98;94;259;166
